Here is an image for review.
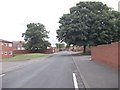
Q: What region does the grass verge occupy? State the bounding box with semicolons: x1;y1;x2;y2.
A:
4;53;48;61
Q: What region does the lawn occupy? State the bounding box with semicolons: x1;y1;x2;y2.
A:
4;53;48;61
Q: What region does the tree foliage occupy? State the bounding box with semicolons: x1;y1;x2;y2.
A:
57;1;120;53
22;23;51;50
55;43;65;49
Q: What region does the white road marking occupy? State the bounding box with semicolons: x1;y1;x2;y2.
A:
0;74;5;77
71;52;90;88
73;73;79;89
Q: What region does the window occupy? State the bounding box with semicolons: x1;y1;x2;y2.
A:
17;47;20;50
9;51;13;55
4;52;7;55
1;43;3;46
17;45;21;50
22;47;25;50
9;43;12;47
0;51;3;55
4;43;7;46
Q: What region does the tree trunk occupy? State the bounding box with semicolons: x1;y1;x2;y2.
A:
83;45;86;54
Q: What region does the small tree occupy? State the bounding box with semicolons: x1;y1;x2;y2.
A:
22;23;51;50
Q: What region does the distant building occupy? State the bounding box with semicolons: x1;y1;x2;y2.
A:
13;41;25;50
118;1;120;12
0;39;13;59
52;47;59;53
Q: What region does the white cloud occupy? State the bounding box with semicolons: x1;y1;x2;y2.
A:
0;0;119;47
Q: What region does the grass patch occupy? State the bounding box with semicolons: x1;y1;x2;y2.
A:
4;53;48;61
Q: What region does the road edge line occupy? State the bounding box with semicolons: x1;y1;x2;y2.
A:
70;52;90;88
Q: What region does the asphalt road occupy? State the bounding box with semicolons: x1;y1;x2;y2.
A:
2;51;81;88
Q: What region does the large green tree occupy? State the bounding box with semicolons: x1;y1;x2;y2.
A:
57;1;120;53
22;23;51;50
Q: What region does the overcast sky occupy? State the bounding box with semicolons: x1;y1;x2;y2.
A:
0;0;119;46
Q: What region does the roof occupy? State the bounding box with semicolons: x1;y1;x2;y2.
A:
13;41;25;44
0;39;12;43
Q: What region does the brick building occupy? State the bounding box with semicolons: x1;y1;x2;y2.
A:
13;41;25;50
0;39;13;59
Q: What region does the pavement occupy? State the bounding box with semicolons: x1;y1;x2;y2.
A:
0;51;118;89
71;52;118;88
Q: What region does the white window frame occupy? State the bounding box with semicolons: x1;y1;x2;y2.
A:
0;51;3;55
9;43;12;47
1;43;3;46
4;52;7;55
9;51;13;55
4;43;7;46
1;51;4;55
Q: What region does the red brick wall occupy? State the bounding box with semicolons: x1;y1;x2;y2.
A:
0;42;1;59
13;50;30;54
118;42;120;68
91;42;119;69
13;48;54;54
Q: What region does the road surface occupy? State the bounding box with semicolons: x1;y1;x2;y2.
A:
2;51;83;88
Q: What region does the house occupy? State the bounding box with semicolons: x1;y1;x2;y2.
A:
0;39;13;59
13;41;25;50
